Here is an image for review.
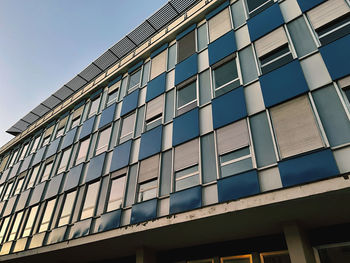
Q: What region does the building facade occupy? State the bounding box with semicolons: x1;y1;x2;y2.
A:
0;0;350;262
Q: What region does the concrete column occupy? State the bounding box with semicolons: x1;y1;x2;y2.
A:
283;222;316;263
136;247;156;263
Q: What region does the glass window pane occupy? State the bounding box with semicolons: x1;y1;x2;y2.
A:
107;176;126;212
208;8;231;42
22;205;38;237
27;165;40;189
231;0;246;28
201;133;217;183
41;162;53;182
30;136;41;154
89;98;100;117
318;244;350;263
177;30;196;63
239;45;258;84
107;90;118;106
249;112;277;167
96;127;112;156
178;82;197;108
8;212;23;241
2;182;14;200
141;61;150;87
119;77;128;101
165;90;175;122
312;85;350;146
135;106;145;137
81;182;100;220
57;148;72;174
120;113;136;140
197;23;208;51
246;0;270;13
0;217;10;243
199;70;212;106
128;69;141;91
175;170;199;192
160;150;172;196
39;199;56;232
14;177;24;195
167;44;176;70
19;143;29;160
76;138;90;165
138;179;157;202
287;16;317;57
58;191;76;227
125;164;138;206
213;59;238;88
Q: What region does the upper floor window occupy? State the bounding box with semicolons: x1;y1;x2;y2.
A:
26;165;40;189
177;78;197;116
21;205;39;237
137;154;159;202
7;211;23;241
70;105;84;129
119;112;136;144
307;0;350;45
80;181;100;220
58;191;77;227
19;143;29;160
128;69;142;92
88;97;100;118
107;173;126;211
177;30;196;63
95;126;112;156
38;199;56;233
75;137;90;165
208;8;232;42
145;95;164;131
246;0;274;17
30;135;41;154
55;115;69;138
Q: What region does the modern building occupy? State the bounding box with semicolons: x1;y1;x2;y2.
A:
0;0;350;262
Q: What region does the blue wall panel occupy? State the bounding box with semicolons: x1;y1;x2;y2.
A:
260;60;309;107
172;108;199;146
61;127;77;150
19;154;33;173
211;87;247;129
278;149;339;187
31;146;47;166
296;0;326;12
319;34;350;80
108;75;122;87
128;60;144;74
28;182;46;206
84;153;106;183
208;30;237;66
97;210;122;232
47;226;67;245
46;137;61;158
110;140;132;172
99;103;116;129
170;186;202;214
217;170;260;203
175;53;198;86
247;3;284;42
79;116;95;140
146;72;166;102
121;89;139;117
130;199;158;224
15;189;31;212
64;164;83;191
139;126;163;160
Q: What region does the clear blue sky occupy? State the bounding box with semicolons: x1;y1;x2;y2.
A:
0;0;168;148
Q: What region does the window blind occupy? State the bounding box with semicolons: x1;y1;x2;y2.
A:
146;95;164;121
208;8;232;42
58;116;68;130
338;75;350;89
307;0;350;30
255;27;288;58
174;138;199;171
150;50;167;80
138;154;160;183
108;80;121;93
177;30;196;63
72;106;84;119
216;119;250;155
270;95;324;158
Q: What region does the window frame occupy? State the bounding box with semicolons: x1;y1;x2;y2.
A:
106;173;127;212
127;68;142;93
176;76;198;116
119;112;136;143
95;126;112;156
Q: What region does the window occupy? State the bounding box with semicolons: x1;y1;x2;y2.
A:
80;182;100;220
177;79;197;115
177;30;196;63
42;125;55;147
95;126;112;156
338;74;350;104
41;161;53;182
19;143;29;160
88;97;100;118
41;136;50;147
75;138;90;165
26;165;40;189
128;69;142;92
2;181;14;201
55;115;69;138
119;113;136;143
270;95;324;159
22;205;39;237
8;149;19;167
57;148;72;174
0;217;10;243
58;191;76;227
208;8;232;42
38;199;56;233
107;80;121;106
107;174;126;212
7;211;23;241
141;61;150;86
260;251;291;263
307;0;350;45
246;0;274;17
197;23;208;51
145;95;164;131
137;154;160;202
174;139;200;191
317;243;350;263
70;105;84;129
216;119;253;178
150;50;167;80
167;44;176;70
255;27;293;74
0;155;10;173
30;135;41;154
221;254;253;263
212;56;240;97
13;176;25;195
